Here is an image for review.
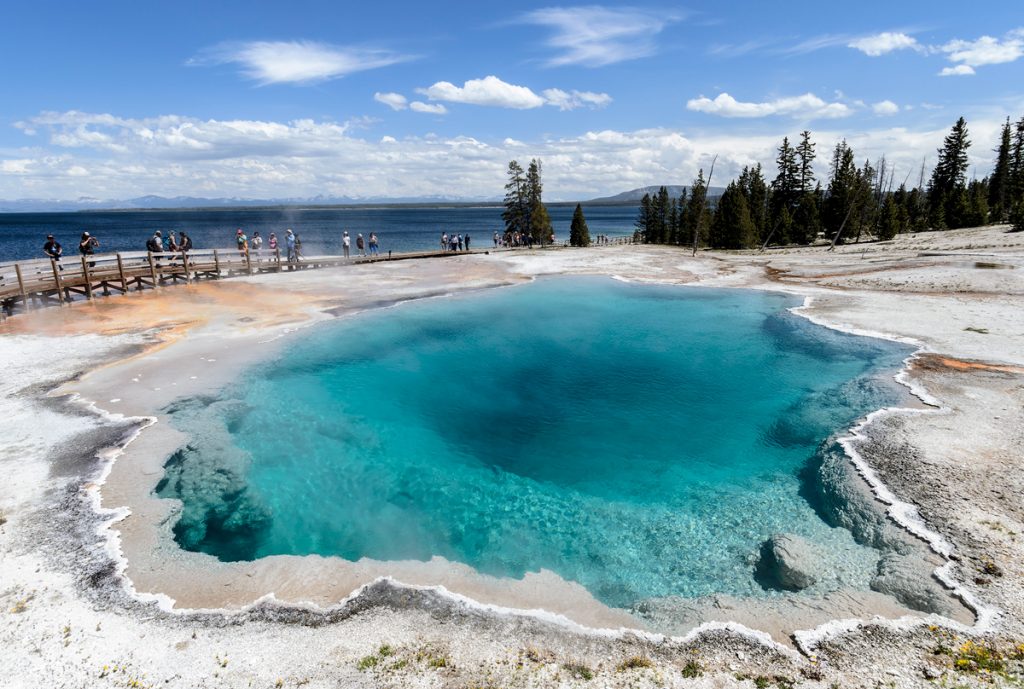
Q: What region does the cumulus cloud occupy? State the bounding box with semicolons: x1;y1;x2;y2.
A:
2;109;1005;202
940;30;1024;68
196;40;411;85
872;100;900;115
521;6;675;67
541;88;613;111
418;76;546;109
848;32;919;56
939;64;976;77
409;101;447;114
686;93;852;119
374;92;408;110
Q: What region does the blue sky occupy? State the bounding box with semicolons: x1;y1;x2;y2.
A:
1;0;1022;201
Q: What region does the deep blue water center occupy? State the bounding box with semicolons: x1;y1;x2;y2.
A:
158;278;913;607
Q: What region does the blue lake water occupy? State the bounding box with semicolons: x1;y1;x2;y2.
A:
0;205;637;262
157;278;914;607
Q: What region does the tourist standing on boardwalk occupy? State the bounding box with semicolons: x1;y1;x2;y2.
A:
79;232;99;267
356;233;365;256
235;229;248;257
493;231;499;248
441;232;448;252
43;235;62;264
342;231;351;258
286;229;297;262
268;233;278;253
294;235;303;260
369;233;379;256
146;230;163;252
179;232;193;252
251;231;263;257
465;233;471;251
457;234;464;251
167;231;179;252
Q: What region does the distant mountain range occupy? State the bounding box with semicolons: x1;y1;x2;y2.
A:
0;186;723;212
586;185;726;204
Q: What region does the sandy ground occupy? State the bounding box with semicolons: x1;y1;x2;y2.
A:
1;224;1023;688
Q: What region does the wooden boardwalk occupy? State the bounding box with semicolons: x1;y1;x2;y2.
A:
0;247;463;321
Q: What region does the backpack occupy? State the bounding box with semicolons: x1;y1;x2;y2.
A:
147;237;161;252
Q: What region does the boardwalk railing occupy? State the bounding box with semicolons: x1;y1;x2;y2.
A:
0;247;449;320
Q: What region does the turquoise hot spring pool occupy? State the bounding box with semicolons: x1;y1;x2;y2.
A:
157;277;915;609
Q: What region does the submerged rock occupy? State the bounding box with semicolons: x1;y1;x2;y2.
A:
758;533;820;591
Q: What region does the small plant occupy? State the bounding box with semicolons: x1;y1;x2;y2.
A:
617;655;653;672
681;659;702;678
980;559;1003;577
563;661;594;680
357;655;379;671
377;644;394;658
275;680;283;688
753;676;771;689
390;659;408;670
953;640;1005;673
428;656;449;669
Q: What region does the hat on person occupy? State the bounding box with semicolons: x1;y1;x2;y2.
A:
83;232;90;237
286;228;293;234
155;230;162;235
343;231;348;235
236;228;243;234
46;234;54;239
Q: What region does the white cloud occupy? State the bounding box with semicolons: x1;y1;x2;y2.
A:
374;92;408;111
418;76;546;109
872;100;900;116
940;31;1024;67
848;32;919;56
686;93;852;119
939;64;975;77
409;101;447;115
198;41;411;85
541;88;612;111
2;109;1006;202
521;6;674;67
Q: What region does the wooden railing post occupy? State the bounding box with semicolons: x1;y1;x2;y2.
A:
147;252;158;288
116;254;128;293
80;256;94;300
182;250;191;283
245;249;253;275
49;259;65;307
275;247;281;272
213;249;221;276
14;263;32;311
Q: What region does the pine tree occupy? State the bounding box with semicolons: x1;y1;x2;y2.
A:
770;137;801;238
569;203;591;247
796;130;817;194
685;170;711;247
502;160;528;236
738;164;769;243
526;159;553;244
824;140;858;242
928;117;971;229
877;194;900;240
711;181;756;249
988;118;1012;221
635;193;653;242
1009;117;1024;215
656;186;671;243
790;193;822;244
